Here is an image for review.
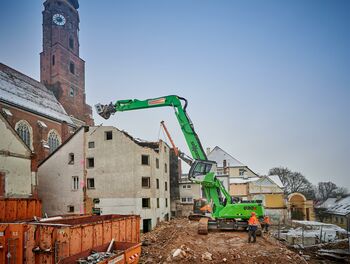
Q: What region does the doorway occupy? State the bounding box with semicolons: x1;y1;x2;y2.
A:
143;219;152;233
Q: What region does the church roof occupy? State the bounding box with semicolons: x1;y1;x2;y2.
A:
208;146;245;167
0;63;74;125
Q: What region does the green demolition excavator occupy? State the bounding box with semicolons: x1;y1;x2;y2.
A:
95;95;264;234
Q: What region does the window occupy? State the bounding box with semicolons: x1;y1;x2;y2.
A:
68;205;74;213
16;121;31;148
52;55;55;65
181;197;193;203
156;179;159;189
181;198;187;203
72;176;79;190
87;178;95;189
88;141;95;148
68;153;74;164
239;169;245;176
165;181;168;191
69;36;74;49
105;131;113;140
142;177;150;188
141;155;150;165
164;146;167;152
164;163;167;173
182;184;191;189
142;198;151;208
87;158;94;168
70;86;74;97
48;130;61;153
165;198;168;207
157;198;160;208
69;61;75;74
156;158;159;169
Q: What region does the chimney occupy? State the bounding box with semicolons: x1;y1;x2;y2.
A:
206;147;211;155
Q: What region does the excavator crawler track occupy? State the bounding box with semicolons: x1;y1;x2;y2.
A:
198;217;209;235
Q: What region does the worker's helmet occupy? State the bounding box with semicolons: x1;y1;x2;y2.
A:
251;212;256;216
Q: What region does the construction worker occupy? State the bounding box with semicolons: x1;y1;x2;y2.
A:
248;212;259;243
263;215;270;233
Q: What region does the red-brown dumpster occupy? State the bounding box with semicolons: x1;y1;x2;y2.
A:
0;214;140;264
0;198;41;222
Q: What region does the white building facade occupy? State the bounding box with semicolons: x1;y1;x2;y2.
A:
38;126;171;232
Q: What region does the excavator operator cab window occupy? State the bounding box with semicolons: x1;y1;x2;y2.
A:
189;160;216;180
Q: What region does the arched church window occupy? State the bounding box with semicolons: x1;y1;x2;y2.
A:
16;121;32;148
48;130;61;153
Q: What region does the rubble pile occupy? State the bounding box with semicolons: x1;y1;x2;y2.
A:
140;218;307;263
77;251;118;263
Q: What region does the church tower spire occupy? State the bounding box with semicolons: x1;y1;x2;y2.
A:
40;0;94;126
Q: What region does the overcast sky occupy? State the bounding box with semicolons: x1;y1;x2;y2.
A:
1;0;349;189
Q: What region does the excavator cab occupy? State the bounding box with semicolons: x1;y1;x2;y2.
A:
188;160;216;182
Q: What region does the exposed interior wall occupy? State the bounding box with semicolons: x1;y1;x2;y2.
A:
0;116;32;197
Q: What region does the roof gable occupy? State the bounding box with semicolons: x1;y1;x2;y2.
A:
0;63;74;125
208;146;245;167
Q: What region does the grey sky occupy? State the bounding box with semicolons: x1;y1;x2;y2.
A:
1;0;349;189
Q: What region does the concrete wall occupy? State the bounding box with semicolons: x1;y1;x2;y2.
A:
38;128;84;215
0;116;32;197
85;126;171;231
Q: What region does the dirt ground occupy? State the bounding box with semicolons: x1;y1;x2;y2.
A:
140;218;307;264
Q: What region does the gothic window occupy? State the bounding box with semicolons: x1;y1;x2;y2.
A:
48;130;61;153
69;61;75;74
52;55;55;65
70;86;74;97
15;120;32;149
69;37;74;49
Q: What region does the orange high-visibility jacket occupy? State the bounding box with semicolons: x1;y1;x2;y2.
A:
264;216;270;224
248;216;259;226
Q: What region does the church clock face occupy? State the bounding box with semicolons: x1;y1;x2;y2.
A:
52;14;66;26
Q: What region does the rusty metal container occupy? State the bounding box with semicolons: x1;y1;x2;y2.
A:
0;214;140;264
0;198;41;222
60;241;141;264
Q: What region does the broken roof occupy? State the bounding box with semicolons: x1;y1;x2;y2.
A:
0;63;74;125
208;146;245;167
326;196;350;216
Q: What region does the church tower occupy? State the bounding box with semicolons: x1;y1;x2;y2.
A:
40;0;94;126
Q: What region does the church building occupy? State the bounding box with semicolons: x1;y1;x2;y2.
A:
0;0;93;176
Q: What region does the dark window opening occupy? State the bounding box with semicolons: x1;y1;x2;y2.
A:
142;198;151;208
69;61;75;74
141;155;150;165
70;87;74;97
157;198;160;208
105;131;113;140
87;178;95;189
88;141;95;148
165;198;168;207
156;179;159;189
68;153;74;164
142;177;150;188
164;146;167;152
69;37;74;49
52;55;55;65
156;158;159;169
143;219;152;233
87;158;94;168
68;205;74;212
165;181;168;191
164;163;168;173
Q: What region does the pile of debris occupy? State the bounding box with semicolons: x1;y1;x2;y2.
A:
141;218;307;263
275;220;347;247
77;252;118;264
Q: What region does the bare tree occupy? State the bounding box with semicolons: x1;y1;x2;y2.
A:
269;167;315;199
317;182;348;201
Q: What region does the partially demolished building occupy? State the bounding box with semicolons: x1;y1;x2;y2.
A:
38;126;171;232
